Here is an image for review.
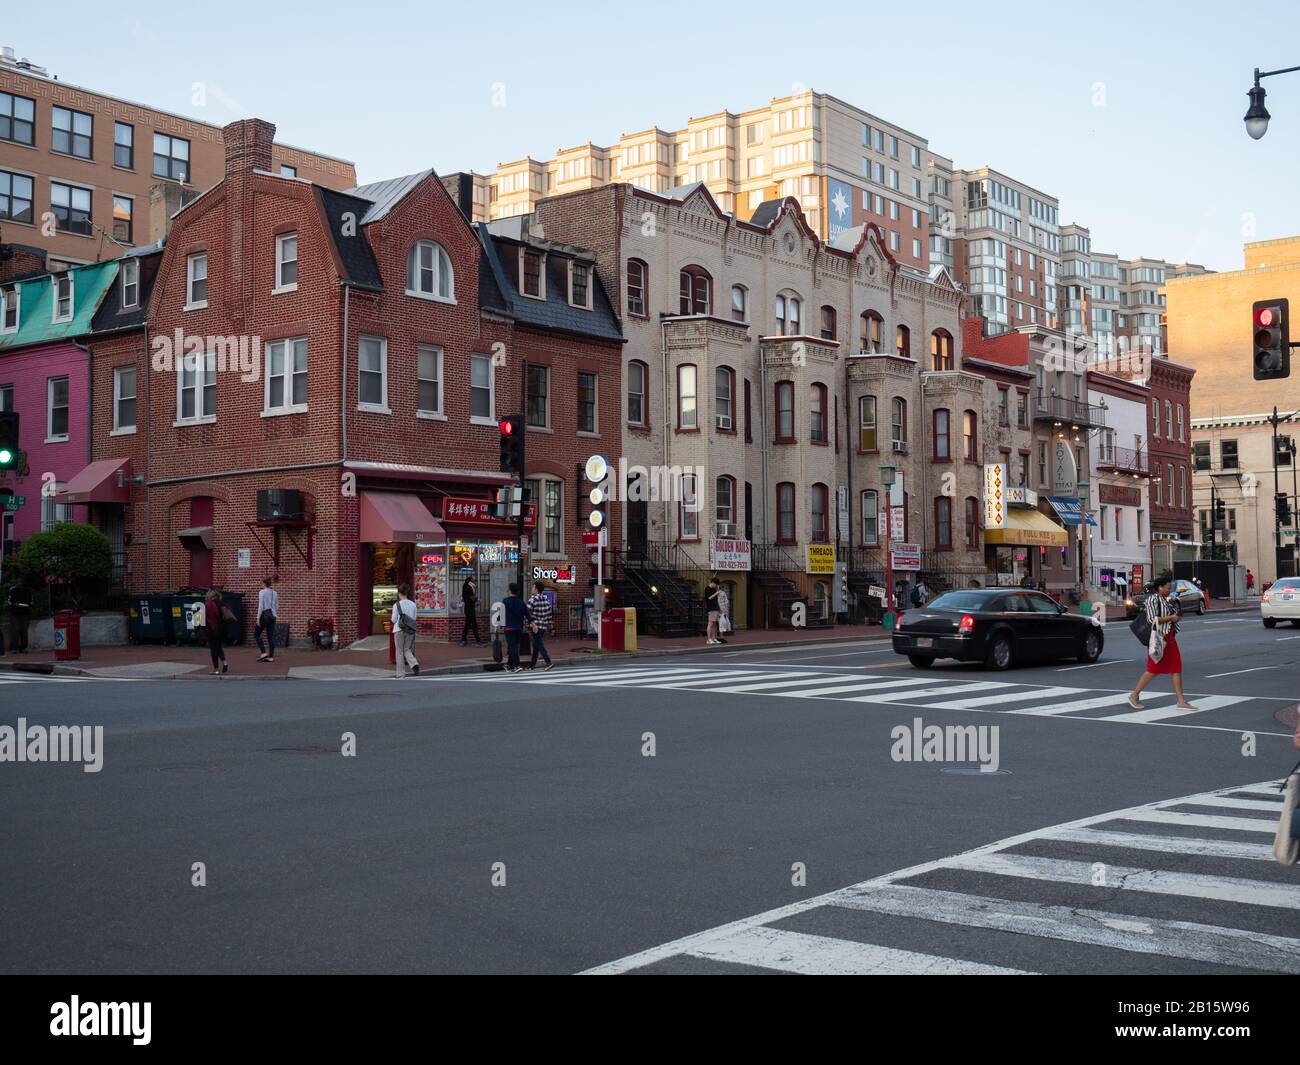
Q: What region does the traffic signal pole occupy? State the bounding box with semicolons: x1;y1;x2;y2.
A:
517;357;527;595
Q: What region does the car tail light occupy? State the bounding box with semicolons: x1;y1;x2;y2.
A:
1262;591;1271;603
958;613;976;635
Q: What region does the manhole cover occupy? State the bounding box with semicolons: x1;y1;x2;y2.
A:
266;745;337;755
940;766;1012;776
348;692;401;699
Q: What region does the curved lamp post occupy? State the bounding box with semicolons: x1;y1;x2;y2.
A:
1245;65;1300;140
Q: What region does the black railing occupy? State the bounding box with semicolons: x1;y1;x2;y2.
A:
1033;392;1107;428
1095;445;1149;475
751;543;804;573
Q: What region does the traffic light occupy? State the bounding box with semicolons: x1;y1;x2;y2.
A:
0;411;17;470
1252;299;1290;381
498;415;523;474
1214;498;1226;525
585;454;609;539
492;486;510;521
1277;492;1292;526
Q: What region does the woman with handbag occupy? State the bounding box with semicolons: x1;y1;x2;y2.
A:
255;576;279;662
1126;575;1194;710
716;583;731;644
204;589;231;676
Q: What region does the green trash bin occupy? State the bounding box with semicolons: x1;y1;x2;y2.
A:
220;591;246;646
172;591;210;645
1078;600;1094;617
883;610;897;633
128;595;175;644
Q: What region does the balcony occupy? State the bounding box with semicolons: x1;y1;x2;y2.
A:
1095;445;1149;477
1033;391;1107;429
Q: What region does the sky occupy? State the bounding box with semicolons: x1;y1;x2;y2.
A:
6;0;1298;271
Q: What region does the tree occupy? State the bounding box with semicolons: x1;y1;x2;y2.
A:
16;523;112;612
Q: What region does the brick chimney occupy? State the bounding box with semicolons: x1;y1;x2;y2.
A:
148;181;197;243
223;118;276;176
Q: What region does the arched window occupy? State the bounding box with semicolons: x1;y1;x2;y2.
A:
810;383;828;444
812;581;829;620
715;366;735;430
776;482;796;543
934;496;952;549
858;395;877;451
679;265;711;315
963;409;978;461
933;408;950;459
775;380;795;442
860;311;883;353
820;305;837;340
677;364;698;428
861;489;879;545
407;241;453;300
811;483;830;543
931;328;954;371
731;284;747;322
775;291;801;335
716;475;736;532
627;360;648;426
896;324;911;358
679;471;700;540
891;397;907;449
626;259;648;317
965;496;980;549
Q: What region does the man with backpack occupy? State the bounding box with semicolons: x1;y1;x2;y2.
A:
501;583;533;673
392;583;420;678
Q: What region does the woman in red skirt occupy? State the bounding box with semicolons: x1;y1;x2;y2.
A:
1127;574;1195;710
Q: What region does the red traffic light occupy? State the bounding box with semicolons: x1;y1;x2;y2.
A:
498;419;514;436
1256;305;1277;329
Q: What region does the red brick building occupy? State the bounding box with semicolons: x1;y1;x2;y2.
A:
114;118;620;645
1145;356;1196;555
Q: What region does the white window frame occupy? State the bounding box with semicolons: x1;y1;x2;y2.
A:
46;375;70;441
185;253;208;310
416;344;445;420
567;260;593;310
263;336;308;416
52;273;73;323
627;361;647;426
406;240;455;303
120;257;139;309
525;475;564;557
41;484;72;531
356;336;390;413
1;283;20;334
111;365;137;435
680;472;700;541
469;353;495;426
518;248;545;301
175;350;217;425
274;232;299;293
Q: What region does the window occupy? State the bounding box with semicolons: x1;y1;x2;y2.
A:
775;381;794;441
50;181;92;235
408;241;453;301
715;367;734;430
265;337;308;414
1016;390;1028;428
860;311;883;353
1115;508;1123;541
0;384;11;411
1178;465;1186;508
0;91;36;146
626;259;647;317
896;324;910;358
677;364;698;428
186;253;208;307
1221;440;1238;470
861;490;879;545
997;387;1009;426
812;581;829;621
1;283;19;334
891;397;907;449
1038;441;1047;484
679;266;711;315
744;379;752;441
1279;436;1295;466
275;233;298;291
931;329;954;371
1165;399;1173;438
568;261;592;309
357;337;388;410
820;305;837;340
933;408;950;459
152;133;190;182
810;383;828;444
777;483;796;543
112;195;133;244
811;483;829;542
525;477;564;554
627;360;648;425
52;273;73;323
680;472;700;540
47;376;70;440
41;486;72;531
962;410;977;461
1100;505;1109;539
526;365;549;427
280;164;297;178
1192;441;1210;471
858;395;877;451
1154;476;1162;505
1167;463;1175;503
964;497;979;549
52;107;93;159
577;371;597;433
1176;403;1185;441
0;169;34;224
1018;453;1029;486
716;476;736;529
105;365;136;434
417;345;443;415
177;351;216;422
935;496;952;549
731;284;747;322
1151;397;1160;437
470;354;494;421
775;292;800;335
521;252;545;300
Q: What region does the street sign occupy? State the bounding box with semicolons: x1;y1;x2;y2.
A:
2;495;25;511
891;543;921;571
891;507;905;543
581;530;600;547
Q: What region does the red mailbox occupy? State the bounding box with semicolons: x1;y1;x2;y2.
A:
600;608;626;652
53;610;81;660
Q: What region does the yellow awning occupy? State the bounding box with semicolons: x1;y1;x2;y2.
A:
984;508;1068;548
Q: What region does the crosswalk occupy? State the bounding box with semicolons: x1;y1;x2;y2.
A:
441;664;1260;727
583;779;1298;974
0;672;99;685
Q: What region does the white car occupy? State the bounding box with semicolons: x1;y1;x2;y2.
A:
1262;577;1300;628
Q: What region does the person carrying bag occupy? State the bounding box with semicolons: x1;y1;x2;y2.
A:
255;576;279;662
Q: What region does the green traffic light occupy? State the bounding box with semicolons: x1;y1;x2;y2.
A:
0;448;12;465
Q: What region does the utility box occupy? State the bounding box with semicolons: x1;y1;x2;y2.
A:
600;608;626;651
623;607;637;652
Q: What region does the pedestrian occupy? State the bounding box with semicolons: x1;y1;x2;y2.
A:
392;583;419;678
716;581;731;644
1127;575;1195;710
502;582;532;672
911;580;929;608
203;588;229;676
1246;569;1255;595
460;575;483;646
704;577;721;644
254;576;279;662
7;578;32;654
527;581;554;671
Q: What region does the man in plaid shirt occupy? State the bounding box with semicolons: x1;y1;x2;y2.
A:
527;581;555;671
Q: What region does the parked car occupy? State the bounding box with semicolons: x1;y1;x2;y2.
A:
892;588;1104;670
1124;578;1206;619
1261;577;1300;628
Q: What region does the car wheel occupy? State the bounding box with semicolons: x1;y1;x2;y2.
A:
985;633;1013;671
907;654;934;669
1078;629;1102;663
1263;617;1277;628
1292;619;1300;628
1196;599;1205;615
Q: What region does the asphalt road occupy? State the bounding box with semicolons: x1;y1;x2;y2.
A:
1;611;1296;974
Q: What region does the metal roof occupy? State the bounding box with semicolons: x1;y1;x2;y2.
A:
344;169;437;225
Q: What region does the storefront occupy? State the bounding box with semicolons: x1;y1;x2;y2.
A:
359;491;444;636
983;506;1069;585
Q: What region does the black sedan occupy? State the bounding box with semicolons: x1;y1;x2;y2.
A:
1123;578;1206;619
892;588;1105;670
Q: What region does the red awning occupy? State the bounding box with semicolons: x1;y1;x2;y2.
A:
359;491;444;543
57;458;132;504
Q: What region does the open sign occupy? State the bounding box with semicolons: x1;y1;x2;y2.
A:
532;564;576;585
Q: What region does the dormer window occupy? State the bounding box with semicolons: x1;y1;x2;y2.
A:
406;240;454;302
120;258;139;309
53;273;74;323
0;284;18;334
185;253;208;309
520;249;544;299
275;233;299;292
568;261;592;310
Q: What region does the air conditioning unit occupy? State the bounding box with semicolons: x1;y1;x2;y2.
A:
257;488;304;522
715;522;737;538
716;415;733;430
891;439;908;454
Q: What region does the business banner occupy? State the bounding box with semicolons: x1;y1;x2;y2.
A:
805;543;836;575
984;463;1007;529
711;538;751;571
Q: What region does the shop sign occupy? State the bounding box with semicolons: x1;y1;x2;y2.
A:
1098;482;1141;507
891;543;921;571
1131;564;1144;590
443;496;537;528
805;543;836;575
1051;439;1078;496
984;463;1007;529
533;563;576;585
711;538;751;571
581;530;600;546
868;585;887;601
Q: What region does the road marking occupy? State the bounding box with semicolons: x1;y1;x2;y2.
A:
783;677;941;699
702;674;854;693
1042;826;1277;861
564;668;745;688
925;685;1087;710
1056;659;1133;671
1102;694;1250;723
721;642;885;657
1116;809;1279;834
791;647;898;659
1172;795;1289;812
1008;692;1158;716
844;681;1006;703
1205;666;1277;677
1276;636;1300;641
629;670;779;689
652;672;821;692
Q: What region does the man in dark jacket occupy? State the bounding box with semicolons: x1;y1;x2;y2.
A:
501;582;533;673
8;580;32;653
460;575;483;646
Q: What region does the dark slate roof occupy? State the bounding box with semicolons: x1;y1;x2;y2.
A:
475;225;623;344
90;245;164;335
478;242;509;316
748;200;785;227
318;187;384;291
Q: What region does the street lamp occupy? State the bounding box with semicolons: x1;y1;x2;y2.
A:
1244;64;1300;140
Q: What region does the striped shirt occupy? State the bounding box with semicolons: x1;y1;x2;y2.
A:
527;593;554;632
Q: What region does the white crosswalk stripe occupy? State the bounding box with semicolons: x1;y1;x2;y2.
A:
583;778;1300;975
